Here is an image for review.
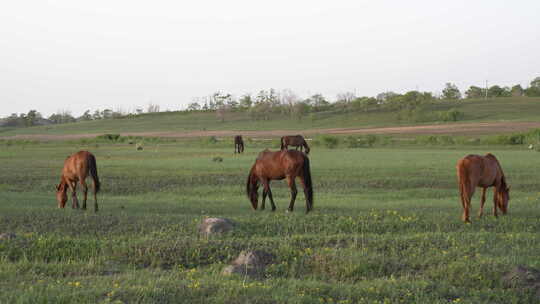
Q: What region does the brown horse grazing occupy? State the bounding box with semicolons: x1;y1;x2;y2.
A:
56;151;101;212
234;135;244;154
247;149;313;213
456;153;510;223
280;135;310;154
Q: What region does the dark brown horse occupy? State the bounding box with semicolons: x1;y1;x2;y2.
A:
234;135;244;153
456;153;510;223
280;135;310;154
56;151;101;212
247;149;313;213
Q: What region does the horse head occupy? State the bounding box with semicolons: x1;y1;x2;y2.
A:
56;183;68;208
497;185;510;214
246;169;259;210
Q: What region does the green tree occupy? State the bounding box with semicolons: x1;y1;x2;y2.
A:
511;85;524;97
79;110;92;121
238;94;253;110
187;102;201;111
465;86;485;99
25;110;40;126
525;77;540;97
487;85;511;97
292;102;310;121
442;83;461;100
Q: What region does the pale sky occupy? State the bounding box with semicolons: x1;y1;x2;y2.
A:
1;0;539;117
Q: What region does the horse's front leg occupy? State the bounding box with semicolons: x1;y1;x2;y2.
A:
267;184;276;212
478;187;487;218
81;180;88;210
286;176;297;213
261;188;267;210
69;181;79;209
492;188;499;218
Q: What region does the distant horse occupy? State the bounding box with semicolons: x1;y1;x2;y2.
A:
56;151;101;212
456;153;510;223
280;135;310;154
234;135;244;154
247;149;313;213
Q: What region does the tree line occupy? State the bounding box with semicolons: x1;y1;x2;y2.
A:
2;77;539;128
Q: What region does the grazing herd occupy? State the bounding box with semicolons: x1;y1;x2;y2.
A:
55;134;510;222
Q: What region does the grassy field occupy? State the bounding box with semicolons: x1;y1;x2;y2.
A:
2;97;540;137
1;141;539;303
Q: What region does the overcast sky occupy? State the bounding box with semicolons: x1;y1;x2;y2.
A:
1;0;539;117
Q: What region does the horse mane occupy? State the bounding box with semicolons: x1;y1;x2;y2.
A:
500;174;508;190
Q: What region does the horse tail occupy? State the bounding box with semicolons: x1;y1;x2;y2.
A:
302;155;314;211
280;136;286;150
246;165;258;209
456;160;471;221
246;167;253;198
88;154;101;193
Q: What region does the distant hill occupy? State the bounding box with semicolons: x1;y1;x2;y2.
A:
1;97;539;138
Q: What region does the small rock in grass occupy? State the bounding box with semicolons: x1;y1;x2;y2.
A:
222;250;274;278
198;218;234;236
0;232;16;241
502;265;540;299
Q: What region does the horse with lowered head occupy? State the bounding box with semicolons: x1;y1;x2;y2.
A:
234;135;244;153
56;151;101;212
247;149;313;213
280;135;310;154
456;153;510;223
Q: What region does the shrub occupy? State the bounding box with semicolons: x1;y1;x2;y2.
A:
321;135;339;149
96;133;121;141
437;109;465;122
207;136;218;144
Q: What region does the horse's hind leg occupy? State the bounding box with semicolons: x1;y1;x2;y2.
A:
81;180;88;210
286;176;297;212
459;182;473;223
478;187;487;218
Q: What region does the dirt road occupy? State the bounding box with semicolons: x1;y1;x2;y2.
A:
3;121;540;141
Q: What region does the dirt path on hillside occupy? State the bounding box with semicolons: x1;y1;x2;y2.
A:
3;121;540;141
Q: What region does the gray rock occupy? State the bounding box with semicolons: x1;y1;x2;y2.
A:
198;218;235;236
0;233;16;241
222;250;274;278
502;265;540;299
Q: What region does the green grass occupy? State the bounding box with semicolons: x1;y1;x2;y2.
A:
2;97;540;137
1;142;539;303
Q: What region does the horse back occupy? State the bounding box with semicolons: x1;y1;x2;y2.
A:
62;151;93;180
254;149;305;178
457;154;502;187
